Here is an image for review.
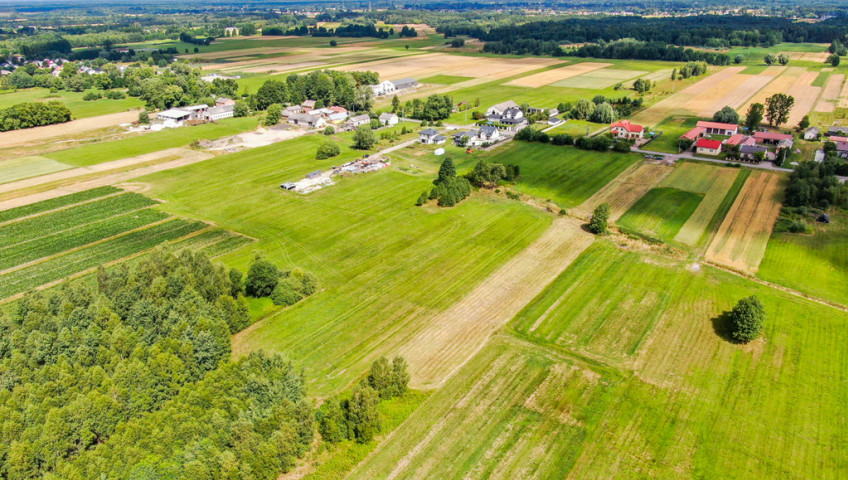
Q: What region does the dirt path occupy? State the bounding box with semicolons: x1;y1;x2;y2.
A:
0;151;213;212
399;216;594;389
0;111;140;148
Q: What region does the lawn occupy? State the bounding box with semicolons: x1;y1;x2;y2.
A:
352;240;848;478
645;115;699;153
473;142;638;208
420;74;473;85
544;119;602;137
46;116;259;167
0;88;144;119
617;187;703;241
758;211;848;307
140;133;554;396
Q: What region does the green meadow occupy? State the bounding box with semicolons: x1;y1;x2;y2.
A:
0;87;144;119
617;187;703;241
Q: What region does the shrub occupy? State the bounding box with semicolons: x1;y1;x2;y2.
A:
270;278;304;306
82;90;102;101
323;125;335;135
612;140;632;153
551;133;574;145
138;111;150;124
588;203;610;234
316;142;340;159
415;191;428;206
105;90;126;99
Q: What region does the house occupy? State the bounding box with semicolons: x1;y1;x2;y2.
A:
391;78;418;91
696;121;738;136
695;138;722;155
328;111;348;123
200;73;240;83
827;126;848;136
301;100;317;110
205;104;234;121
477;125;500;143
803;127;820;140
723;134;755;147
182;104;209;120
156;108;192;128
289;113;326;128
419;129;446;145
739;145;770;161
215;97;236;107
370;80;396;97
329;106;348;115
379;112;398;126
309;108;333;116
681;126;706;142
610;120;644;140
753;131;793;145
777;138;794;151
548;108;560;117
830;135;848;143
345;114;371;129
486;100;520;117
836;142;848;159
282;105;302;118
453;130;477;146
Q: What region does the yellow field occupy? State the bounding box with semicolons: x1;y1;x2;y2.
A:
399;217;593;389
817;74;846;113
572;161;674;221
338;53;562;82
705;171;784;273
741;67;820;126
504;62;611;88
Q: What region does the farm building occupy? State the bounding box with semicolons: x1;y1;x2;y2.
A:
302;100;317;110
696;121;738;136
681;126;706;142
345;114;371;129
830;135;848;143
695;138;722;156
753;131;793;145
215;97;235;107
156;108;192;128
370;80;396;97
392;78;419;91
804;127;820;140
282;105;302;117
610;120;644;140
827;126;848;136
379;112;399;126
205;105;234;121
724;134;756;147
200;73;240;83
739;145;771;161
486;100;520;117
836;142;848;159
289;113;326;128
182;104;209;120
419;129;446;145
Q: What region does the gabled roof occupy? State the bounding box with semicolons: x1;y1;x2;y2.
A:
290;113;321;123
379;112;397;120
479;125;498;135
829;135;848;143
420;128;439;136
753;131;793;142
805;126;820;134
740;144;768;154
157;108;191;119
836;141;848;152
696;121;738;131
610;120;644;133
347;114;371;123
723;133;748;145
681;127;706;141
489;100;519;112
391;77;417;88
696;138;722;150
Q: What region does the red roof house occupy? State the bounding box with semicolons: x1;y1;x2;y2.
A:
696;121;739;136
610;120;644;139
681;126;706;141
696;138;723;155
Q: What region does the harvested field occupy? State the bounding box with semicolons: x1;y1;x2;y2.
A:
339;53;561;82
705;170;784;273
618;188;703;241
741;67;820;126
552;68;648;89
0;156;71;184
505;62;610;88
0;111;139;149
816;74;845;113
799;51;831;62
399;216;593;389
639;68;675;83
657;163;742;247
840;79;848;108
571;161;673;221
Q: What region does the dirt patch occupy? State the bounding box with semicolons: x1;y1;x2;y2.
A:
572;162;674;221
399;217;594;389
0;111;139;149
506;62;611;88
704;171;783;273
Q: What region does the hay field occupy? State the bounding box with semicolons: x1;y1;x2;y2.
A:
656;163;743;247
840;79;848;108
617;187;703;241
815;74;845;113
571;161;673;221
0;156;71;184
552;68;648;89
741;66;820;126
399;216;593;389
705;171;784;273
338;53;561;81
0;111;139;149
505;62;610;88
207;48;404;74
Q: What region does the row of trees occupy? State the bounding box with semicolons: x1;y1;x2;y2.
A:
398;94;454;121
784;161;848;210
0;100;71;131
252;70;378;113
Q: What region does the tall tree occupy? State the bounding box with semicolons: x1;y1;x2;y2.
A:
745;103;765;130
729;295;766;343
588;203;610;235
765;93;795;127
712;106;739;124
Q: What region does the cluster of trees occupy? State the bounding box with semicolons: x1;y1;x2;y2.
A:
399;94;453;121
589;203;610;234
784;160;848;210
0;249;317;478
576;134;615;152
571;41;730;65
178;32;214;46
418;157;472;207
252;70;378;113
317;356;410;444
765;93;795;127
764;53;791;66
0;100;71;131
244;255;318;307
566;98;618;123
266;23;403;40
467;159;519;188
632;78;653;93
674;61;709;79
713;105;740;124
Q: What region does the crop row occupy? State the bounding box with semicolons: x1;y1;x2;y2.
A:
0;193;158;246
0;218;206;299
200;234;254;258
0;186;119;224
0;209;170;272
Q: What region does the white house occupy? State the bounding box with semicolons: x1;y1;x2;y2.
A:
477;125;500;143
419;128;446;145
486;100;520;117
370;80;396;97
345;114;371;129
803;127;820;140
379;112;399;126
610;120;644;140
289;113;326;128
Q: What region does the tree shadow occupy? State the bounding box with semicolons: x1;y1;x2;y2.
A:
711;311;742;344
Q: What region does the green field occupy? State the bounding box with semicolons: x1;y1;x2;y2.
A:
544;119;602;137
474;142;638;207
46;117;259;167
617;187;703;241
140;134;554;395
420;74;474;85
352;241;848;478
758;212;848;307
0;186;118;223
645;115;698;152
0;156;72;184
0;88;144;119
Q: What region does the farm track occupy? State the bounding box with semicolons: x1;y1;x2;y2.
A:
399;216;594;389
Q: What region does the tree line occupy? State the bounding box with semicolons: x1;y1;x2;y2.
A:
252;70;378;113
0;249;317;478
0;100;71;131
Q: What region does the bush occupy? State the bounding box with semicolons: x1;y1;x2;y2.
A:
323;125;335;135
270;278;304;306
264;103;282;126
82;90;102;101
245;255;280;297
316;142;341;159
105;90;126;99
352;125;377;150
551;133;574;145
728;295;766;343
588;203;610;234
612;140;632;153
233;101;249;117
415;191;428;206
138;110;150;124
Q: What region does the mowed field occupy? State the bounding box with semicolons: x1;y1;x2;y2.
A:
352;241;848;479
705;170;785;273
617;187;703;241
571;161;674;220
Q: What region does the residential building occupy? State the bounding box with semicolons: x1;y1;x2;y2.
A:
345;114;371;129
379;112;399;126
453;130;477;146
836;142;848;159
695;138;722;155
753;131;793;145
486;100;520;117
477;125;500;142
289;113;326;128
419;129;446;145
803;127;820;140
695;121;738;136
723;134;756;147
610;120;644;140
827;126;848;136
370;80;396;97
739;145;770;161
681;126;706;142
